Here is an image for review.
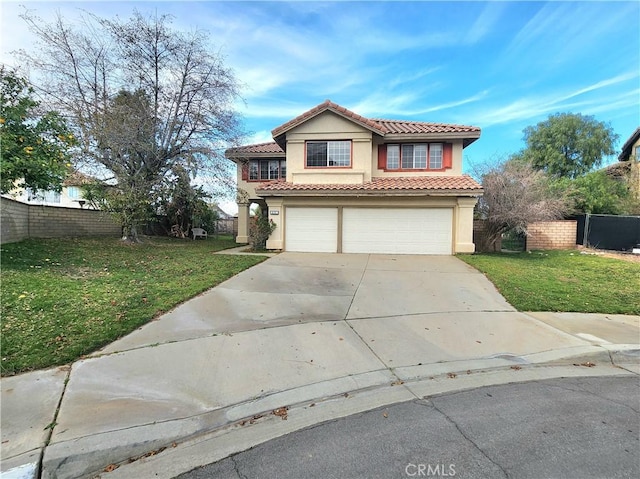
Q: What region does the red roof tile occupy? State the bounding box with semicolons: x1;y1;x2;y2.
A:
372;119;480;135
256;176;482;194
226;142;284;156
271;100;388;138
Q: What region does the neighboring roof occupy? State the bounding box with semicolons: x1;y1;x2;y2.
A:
256;176;482;196
212;204;233;219
62;170;96;186
226;141;284;157
618;127;640;160
271;100;388;140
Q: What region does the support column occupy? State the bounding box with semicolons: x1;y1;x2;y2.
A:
236;202;250;244
265;198;284;250
455;197;478;253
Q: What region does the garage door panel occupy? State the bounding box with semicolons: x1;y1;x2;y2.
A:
343;208;452;255
286;208;338;253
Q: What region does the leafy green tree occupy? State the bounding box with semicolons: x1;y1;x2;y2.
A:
156;165;213;238
521;113;618;179
570;170;635;215
0;67;76;194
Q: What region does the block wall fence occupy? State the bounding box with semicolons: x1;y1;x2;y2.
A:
525;220;577;251
1;197;121;244
473;219;577;252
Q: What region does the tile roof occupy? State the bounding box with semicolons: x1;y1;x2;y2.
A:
226;141;284;155
372;119;480;135
271;100;388;138
256;176;482;194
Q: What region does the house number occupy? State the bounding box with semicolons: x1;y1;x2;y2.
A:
270;211;279;215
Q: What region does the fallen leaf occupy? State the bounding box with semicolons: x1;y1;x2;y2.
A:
338;337;344;341
104;464;119;472
580;361;596;367
510;366;522;371
447;372;457;379
382;410;388;418
466;370;472;375
391;380;404;386
273;407;289;420
476;340;482;344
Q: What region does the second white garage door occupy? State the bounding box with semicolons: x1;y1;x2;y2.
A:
342;208;453;255
285;207;338;252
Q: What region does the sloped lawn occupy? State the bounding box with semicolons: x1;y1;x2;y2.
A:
1;236;265;375
458;250;639;315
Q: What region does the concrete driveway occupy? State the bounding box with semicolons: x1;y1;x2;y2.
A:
98;252;519;351
3;253;637;479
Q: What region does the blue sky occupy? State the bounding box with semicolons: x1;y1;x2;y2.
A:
2;1;639;211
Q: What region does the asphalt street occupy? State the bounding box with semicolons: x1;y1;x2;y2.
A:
177;376;640;479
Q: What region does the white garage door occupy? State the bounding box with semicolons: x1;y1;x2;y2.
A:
285;207;338;252
342;208;453;255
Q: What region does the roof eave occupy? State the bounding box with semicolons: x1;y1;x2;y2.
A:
255;188;484;197
383;131;481;146
618;127;640;160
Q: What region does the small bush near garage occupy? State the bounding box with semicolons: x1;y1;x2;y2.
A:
459;250;639;315
1;236;266;375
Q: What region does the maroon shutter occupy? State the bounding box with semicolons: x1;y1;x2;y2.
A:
443;143;452;169
241;162;249;181
377;144;387;169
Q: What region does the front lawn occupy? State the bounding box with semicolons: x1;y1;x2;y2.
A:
458;250;639;315
1;236;265;376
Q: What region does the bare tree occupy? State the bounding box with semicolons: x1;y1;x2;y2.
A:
17;9;243;241
476;160;572;251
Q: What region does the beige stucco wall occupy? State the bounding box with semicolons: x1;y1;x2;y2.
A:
264;195;478;253
285;112;374;184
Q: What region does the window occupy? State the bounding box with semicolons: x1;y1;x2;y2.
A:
386;143;448;170
249;162;259;180
43;190;61;203
387;145;400;169
248;160;286;181
67;186;81;199
306;141;351;167
429;143;443;169
401;144;426;169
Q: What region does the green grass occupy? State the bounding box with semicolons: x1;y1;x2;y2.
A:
458;250;640;315
1;236;265;376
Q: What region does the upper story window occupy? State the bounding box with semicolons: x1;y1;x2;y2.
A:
382;143;450;171
247;160;286;181
67;186;81;199
306;141;351;167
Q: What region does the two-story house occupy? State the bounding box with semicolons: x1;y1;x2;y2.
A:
226;100;483;255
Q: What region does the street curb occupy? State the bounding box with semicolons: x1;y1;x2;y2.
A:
39;347;639;479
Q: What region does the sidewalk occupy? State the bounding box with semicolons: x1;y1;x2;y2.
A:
1;253;638;479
